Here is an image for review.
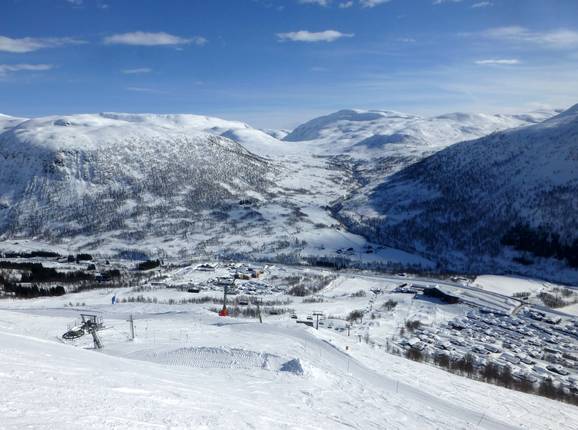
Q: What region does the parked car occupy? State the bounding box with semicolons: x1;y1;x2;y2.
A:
514;372;538;384
518;355;535;365
547;365;569;376
484;344;501;353
500;352;520;365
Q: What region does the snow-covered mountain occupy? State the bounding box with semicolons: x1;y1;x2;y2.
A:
1;106;575;280
0;113;274;241
283;108;558;158
335;104;578;273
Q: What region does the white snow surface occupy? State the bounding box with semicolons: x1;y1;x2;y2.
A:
1;291;577;430
5;112;250;151
473;275;548;296
283;108;558;158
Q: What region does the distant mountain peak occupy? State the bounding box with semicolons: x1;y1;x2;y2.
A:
283;107;558;157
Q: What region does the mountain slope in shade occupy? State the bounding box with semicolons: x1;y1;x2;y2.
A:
0;113;274;240
336;104;578;271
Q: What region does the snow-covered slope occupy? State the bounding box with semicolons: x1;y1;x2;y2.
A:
336;104;578;273
2;303;576;430
0;113;27;133
0;113;274;240
284;108;557;158
220;127;290;156
261;128;290;140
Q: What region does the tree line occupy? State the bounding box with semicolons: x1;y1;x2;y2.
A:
501;223;578;268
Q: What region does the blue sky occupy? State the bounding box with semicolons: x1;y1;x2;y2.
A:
1;0;578;128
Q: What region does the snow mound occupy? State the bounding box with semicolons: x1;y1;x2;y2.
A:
127;346;297;372
279;358;304;375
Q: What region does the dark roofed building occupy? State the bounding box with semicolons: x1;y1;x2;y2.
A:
422;287;459;304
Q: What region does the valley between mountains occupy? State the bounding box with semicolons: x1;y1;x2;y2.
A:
0;106;576;283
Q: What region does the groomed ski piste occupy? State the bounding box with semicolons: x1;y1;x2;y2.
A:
1;264;577;430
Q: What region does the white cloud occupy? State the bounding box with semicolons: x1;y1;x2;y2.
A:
475;59;520;65
338;61;578;119
298;0;330;5
472;1;492;8
277;30;354;43
359;0;390;7
126;86;166;94
298;0;390;8
482;26;578;49
0;35;84;53
104;32;206;46
433;0;462;4
122;67;152;74
0;64;54;76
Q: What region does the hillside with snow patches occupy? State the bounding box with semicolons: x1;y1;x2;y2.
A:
335;104;578;278
0;113;275;244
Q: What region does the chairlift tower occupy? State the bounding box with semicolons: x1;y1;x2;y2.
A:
219;284;229;317
88;326;103;349
62;313;104;349
256;298;263;324
313;311;324;330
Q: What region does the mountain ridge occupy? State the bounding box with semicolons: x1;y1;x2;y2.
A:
334;104;578;274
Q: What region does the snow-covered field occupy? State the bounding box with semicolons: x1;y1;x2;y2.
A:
1;265;577;430
474;275;548;296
